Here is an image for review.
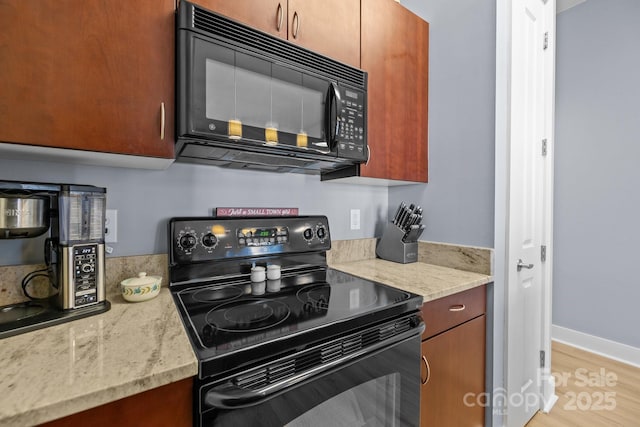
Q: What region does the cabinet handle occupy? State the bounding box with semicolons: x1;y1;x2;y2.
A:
365;145;371;165
160;102;166;140
292;11;300;39
276;3;283;31
421;355;431;385
449;304;466;312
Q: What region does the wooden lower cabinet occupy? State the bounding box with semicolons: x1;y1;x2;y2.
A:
420;286;487;427
40;378;193;427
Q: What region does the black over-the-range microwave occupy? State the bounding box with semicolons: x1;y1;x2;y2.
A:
175;0;368;177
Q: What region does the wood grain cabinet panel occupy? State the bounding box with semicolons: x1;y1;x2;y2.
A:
421;315;486;427
191;0;287;39
287;0;360;68
41;378;193;427
420;285;487;427
0;0;175;158
421;286;487;340
198;0;360;68
361;0;429;182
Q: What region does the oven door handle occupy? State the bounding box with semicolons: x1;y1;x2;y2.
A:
204;322;424;409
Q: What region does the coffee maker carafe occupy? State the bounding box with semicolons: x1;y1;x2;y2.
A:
0;180;108;313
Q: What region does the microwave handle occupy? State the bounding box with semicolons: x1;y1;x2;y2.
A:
324;83;341;151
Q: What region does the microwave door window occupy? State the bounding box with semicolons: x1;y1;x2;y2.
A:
199;44;328;151
235;53;271;142
205;59;235;125
302;87;324;150
271;64;302;147
301;75;329;152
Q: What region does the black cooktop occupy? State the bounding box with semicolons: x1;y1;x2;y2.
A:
173;267;421;379
168;216;424;380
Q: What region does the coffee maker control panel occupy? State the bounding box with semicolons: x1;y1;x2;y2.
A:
73;244;100;307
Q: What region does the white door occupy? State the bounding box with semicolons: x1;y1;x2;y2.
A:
505;0;554;425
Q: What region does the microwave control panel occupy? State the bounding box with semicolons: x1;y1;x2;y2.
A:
337;87;366;160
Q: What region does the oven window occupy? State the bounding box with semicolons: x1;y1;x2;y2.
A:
284;374;401;427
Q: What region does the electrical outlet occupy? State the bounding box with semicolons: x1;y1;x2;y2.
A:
105;209;118;243
350;209;361;230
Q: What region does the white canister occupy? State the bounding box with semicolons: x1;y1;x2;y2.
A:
251;266;266;282
267;264;281;280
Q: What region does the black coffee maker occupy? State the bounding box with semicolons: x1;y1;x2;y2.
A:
0;180;110;338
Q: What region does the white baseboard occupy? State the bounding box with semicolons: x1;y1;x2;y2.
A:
552;325;640;368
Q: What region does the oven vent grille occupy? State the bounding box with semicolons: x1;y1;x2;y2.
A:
233;316;415;391
191;5;366;88
235;359;296;390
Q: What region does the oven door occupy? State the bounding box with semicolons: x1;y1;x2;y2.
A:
198;320;422;427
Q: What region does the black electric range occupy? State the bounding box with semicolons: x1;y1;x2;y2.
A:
169;216;424;426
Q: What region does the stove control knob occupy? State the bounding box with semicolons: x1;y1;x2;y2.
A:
179;233;197;251
303;228;314;241
202;233;218;248
316;226;326;240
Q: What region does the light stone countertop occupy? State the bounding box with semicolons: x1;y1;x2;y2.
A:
0;246;491;426
330;259;492;302
0;286;198;427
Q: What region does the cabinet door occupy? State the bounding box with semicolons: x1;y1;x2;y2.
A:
421;315;485;427
361;0;429;182
0;0;174;158
40;378;193;427
287;0;360;68
194;0;287;39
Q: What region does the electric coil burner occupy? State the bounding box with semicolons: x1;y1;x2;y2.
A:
169;216;425;427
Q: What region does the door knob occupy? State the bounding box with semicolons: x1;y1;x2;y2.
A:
517;259;534;271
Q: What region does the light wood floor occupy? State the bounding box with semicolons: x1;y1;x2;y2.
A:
527;341;640;426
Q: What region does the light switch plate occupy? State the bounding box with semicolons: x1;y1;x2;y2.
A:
350;209;361;230
105;209;118;243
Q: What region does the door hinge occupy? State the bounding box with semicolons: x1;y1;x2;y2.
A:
542;138;548;156
543;32;549;50
541;245;547;262
540;350;546;368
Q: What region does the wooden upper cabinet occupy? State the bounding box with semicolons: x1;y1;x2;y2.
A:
199;0;360;68
0;0;175;159
361;0;429;182
287;0;360;68
192;0;287;39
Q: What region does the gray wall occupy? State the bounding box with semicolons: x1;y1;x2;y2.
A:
0;158;387;266
554;0;640;347
390;0;496;249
